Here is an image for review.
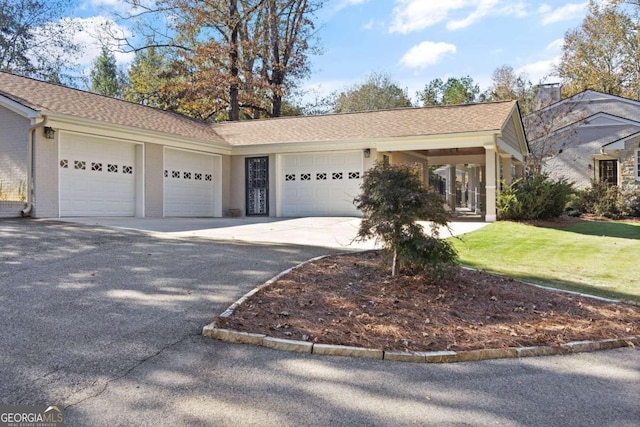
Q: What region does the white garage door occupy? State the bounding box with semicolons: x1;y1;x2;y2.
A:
164;149;217;217
59;137;136;216
281;151;363;216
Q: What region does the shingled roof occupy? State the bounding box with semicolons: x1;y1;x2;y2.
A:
214;101;518;146
0;72;226;145
0;72;518;147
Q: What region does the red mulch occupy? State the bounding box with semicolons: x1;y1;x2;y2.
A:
217;251;640;352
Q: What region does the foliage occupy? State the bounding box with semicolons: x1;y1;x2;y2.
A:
418;76;480;106
333;72;412;113
485;65;536;115
90;46;125;98
555;0;640;100
0;0;81;82
124;44;175;108
572;182;640;218
497;175;574;220
119;0;324;120
354;162;457;277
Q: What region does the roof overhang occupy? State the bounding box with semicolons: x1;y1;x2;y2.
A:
0;94;41;119
45;113;232;155
601;131;640;151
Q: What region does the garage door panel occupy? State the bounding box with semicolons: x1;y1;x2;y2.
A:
164;149;217;217
59;138;137;217
281;152;362;217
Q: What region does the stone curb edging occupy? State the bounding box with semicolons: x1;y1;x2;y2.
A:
203;255;640;364
203;324;639;363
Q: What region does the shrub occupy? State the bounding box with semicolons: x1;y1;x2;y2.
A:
354;162;457;277
497;174;574;220
573;182;632;219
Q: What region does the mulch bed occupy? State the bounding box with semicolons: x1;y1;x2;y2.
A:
217;251;640;352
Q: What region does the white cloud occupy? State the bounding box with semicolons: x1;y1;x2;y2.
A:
72;16;135;70
546;38;565;52
516;57;560;84
399;41;457;69
390;0;527;34
540;2;588;25
335;0;371;12
81;0;155;17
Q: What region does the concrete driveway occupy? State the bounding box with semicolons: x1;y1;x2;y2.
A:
53;216;489;250
1;218;638;426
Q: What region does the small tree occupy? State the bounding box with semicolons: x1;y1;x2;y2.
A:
354;163;457;277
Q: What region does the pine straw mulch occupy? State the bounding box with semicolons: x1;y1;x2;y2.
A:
217;250;640;352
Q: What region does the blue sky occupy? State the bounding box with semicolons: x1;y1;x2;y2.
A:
70;0;590;102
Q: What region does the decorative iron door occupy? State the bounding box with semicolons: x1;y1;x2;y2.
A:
246;157;269;216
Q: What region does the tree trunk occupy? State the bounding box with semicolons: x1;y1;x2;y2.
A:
392;249;397;277
229;0;240;121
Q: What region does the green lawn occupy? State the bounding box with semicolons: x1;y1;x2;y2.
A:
450;221;640;303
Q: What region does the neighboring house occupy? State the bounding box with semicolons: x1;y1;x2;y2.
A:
524;87;640;192
0;72;528;222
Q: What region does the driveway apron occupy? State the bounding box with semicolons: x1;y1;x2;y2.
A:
0;218;638;426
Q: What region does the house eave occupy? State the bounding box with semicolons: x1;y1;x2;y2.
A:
0;94;41;119
45;113;232;155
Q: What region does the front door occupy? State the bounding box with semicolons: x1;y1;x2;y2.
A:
246;156;269;216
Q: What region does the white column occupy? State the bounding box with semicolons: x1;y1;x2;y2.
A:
468;165;478;211
485;147;497;222
447;164;457;211
501;154;513;187
461;170;467;207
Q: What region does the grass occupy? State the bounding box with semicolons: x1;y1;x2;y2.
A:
450;220;640;304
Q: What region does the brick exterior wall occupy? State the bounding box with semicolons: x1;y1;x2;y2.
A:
0;106;29;217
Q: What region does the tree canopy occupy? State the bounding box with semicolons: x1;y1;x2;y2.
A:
417;76;480;106
333;72;412;113
90;46;124;98
0;0;81;82
555;0;639;99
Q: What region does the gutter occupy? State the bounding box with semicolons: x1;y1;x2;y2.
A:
22;116;47;217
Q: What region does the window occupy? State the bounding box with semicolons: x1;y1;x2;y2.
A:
91;162;102;172
122;165;133;174
285;174;295;181
636;149;640;180
74;160;86;170
316;172;327;180
332;172;343;180
184;172;191;179
59;159;68;169
301;173;311;181
108;164;118;173
348;171;360;180
599;160;617;185
195;173;202;181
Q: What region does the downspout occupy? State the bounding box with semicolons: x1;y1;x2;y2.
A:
22;116;47;217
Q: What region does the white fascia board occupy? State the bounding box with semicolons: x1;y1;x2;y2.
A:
0;95;41;119
506;106;529;154
374;131;498;152
602;132;640;150
230;139;373;156
581;112;640;127
46;113;232;155
230;131;499;156
497;138;525;162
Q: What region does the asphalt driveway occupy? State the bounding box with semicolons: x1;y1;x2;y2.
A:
0;218;638;426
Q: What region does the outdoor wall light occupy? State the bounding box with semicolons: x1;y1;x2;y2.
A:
363;148;371;158
44;126;56;139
